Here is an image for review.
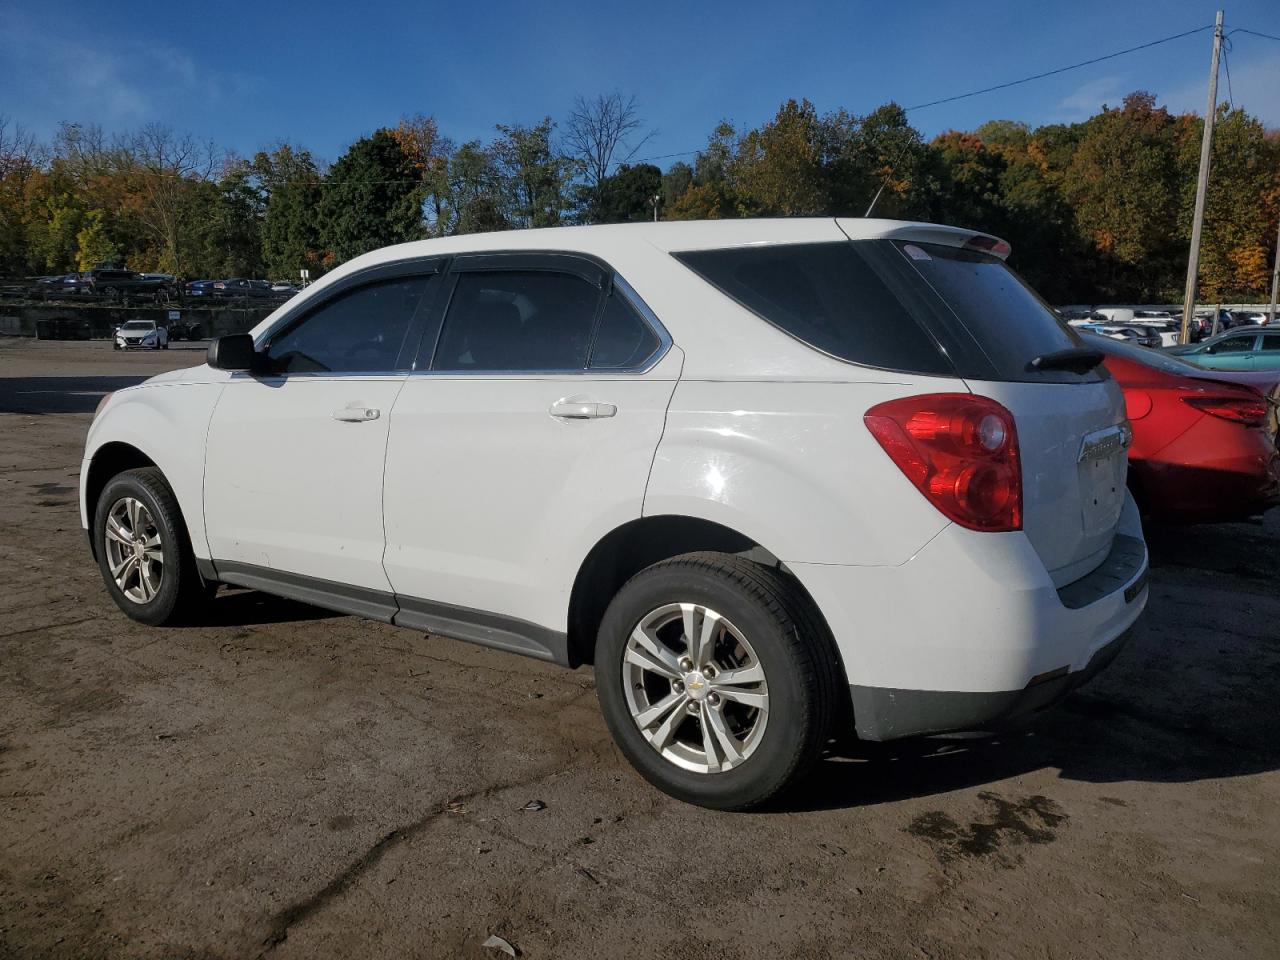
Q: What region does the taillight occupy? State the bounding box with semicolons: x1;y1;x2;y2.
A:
1182;394;1268;426
864;394;1022;531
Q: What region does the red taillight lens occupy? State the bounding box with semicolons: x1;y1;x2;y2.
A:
1182;394;1268;426
865;394;1022;531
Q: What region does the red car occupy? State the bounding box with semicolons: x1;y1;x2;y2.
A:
1081;333;1280;524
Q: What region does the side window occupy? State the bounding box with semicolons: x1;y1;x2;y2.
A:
1213;336;1255;354
1260;334;1280;352
433;271;600;372
589;291;660;369
265;276;431;374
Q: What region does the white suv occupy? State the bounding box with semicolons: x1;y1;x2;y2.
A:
81;219;1148;809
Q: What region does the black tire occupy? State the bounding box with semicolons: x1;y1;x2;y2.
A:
595;552;837;810
93;467;212;626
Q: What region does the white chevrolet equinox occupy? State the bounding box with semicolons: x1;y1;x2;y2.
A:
82;218;1149;809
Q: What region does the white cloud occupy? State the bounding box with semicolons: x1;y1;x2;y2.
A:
0;16;252;134
1161;46;1280;126
1053;75;1130;120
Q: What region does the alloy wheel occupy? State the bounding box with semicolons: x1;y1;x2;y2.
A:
103;497;164;603
622;602;769;774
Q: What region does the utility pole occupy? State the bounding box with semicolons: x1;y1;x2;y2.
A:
1268;214;1279;325
1180;10;1225;345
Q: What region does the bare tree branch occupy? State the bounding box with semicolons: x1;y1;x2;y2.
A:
564;92;655;190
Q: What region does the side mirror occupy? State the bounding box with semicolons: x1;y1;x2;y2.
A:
207;334;258;371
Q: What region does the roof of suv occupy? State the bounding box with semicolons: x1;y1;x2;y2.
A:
333;217;997;262
251;218;1010;383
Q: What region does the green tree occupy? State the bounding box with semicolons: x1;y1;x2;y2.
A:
254;144;325;278
1061;92;1183;299
443;140;507;235
319;130;422;264
492;118;574;228
595;163;662;222
731;99;827;216
1178;106;1280;301
75;209;119;269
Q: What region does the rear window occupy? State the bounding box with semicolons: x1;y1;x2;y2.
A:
895;241;1087;379
673;242;950;375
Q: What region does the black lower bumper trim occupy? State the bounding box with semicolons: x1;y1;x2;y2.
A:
849;627;1134;742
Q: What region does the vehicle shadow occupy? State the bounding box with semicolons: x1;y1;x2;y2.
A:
784;517;1280;812
0;375;152;414
200;587;341;627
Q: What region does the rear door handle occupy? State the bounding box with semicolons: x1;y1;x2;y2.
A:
549;399;617;420
332;407;380;422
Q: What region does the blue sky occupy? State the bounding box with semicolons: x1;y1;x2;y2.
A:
2;0;1277;168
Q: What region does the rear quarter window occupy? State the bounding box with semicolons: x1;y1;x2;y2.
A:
675;239;1099;382
673;242;952;375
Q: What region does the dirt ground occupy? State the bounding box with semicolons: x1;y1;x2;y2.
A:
2;337;1278;960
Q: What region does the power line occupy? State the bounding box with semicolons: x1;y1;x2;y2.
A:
632;22;1219;167
1228;27;1280;43
902;23;1215;111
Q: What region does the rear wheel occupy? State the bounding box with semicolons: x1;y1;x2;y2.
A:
595;552;836;810
94;467;211;626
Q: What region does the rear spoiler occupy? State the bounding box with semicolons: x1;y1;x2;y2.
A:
837;219;1013;260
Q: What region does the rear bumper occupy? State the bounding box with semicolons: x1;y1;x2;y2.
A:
848;625;1133;740
1133;442;1280;524
789;491;1149;741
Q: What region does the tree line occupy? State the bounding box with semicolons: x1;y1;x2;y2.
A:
1;90;1276;303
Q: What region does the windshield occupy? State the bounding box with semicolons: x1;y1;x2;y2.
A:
1079;332;1210;375
121;321;153;331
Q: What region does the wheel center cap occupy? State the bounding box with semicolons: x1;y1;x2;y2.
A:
684;671;710;701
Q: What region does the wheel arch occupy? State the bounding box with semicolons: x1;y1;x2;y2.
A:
565;514;845;686
84;442;158;559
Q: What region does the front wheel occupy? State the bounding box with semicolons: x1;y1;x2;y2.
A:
595;552;837;810
94;467;212;626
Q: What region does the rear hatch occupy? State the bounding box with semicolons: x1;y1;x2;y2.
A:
843;226;1128;587
676;222;1131;589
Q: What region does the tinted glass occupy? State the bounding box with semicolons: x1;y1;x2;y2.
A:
266;275;430;374
433;271;599;371
1261;334;1280;352
674;242;950;374
590;292;660;369
895;241;1086;379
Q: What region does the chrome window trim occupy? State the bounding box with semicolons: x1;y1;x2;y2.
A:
411;270;673;378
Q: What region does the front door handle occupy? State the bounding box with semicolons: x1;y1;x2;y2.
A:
332;407;380;422
549;399;617;420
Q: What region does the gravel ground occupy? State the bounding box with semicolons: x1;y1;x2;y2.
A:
2;338;1278;960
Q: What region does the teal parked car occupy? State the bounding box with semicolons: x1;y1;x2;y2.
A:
1165;327;1280;371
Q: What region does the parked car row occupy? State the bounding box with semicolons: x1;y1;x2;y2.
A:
17;270;301;305
184;278;300;300
27;269;178;303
